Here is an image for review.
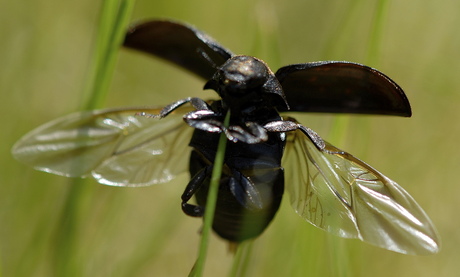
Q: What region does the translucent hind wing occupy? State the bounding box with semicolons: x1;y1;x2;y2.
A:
12;106;194;187
283;126;440;254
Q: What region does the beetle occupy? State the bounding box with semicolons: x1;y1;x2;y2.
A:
12;19;439;255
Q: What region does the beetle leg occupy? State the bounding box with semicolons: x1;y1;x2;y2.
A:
137;97;211;118
263;120;326;150
227;122;268;144
181;165;212;217
229;170;263;210
185;114;269;144
183;111;246;143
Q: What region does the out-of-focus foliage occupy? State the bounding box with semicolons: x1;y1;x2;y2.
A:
1;0;458;276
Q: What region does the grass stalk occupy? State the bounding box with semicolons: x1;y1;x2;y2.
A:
325;1;389;276
228;240;254;277
53;1;135;276
366;0;389;66
189;111;231;277
83;0;135;110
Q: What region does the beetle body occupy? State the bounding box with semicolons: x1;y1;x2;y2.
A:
178;56;289;241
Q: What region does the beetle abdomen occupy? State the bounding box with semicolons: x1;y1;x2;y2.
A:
194;167;284;241
189;129;286;241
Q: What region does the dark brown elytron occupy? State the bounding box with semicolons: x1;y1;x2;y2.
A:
12;20;439;254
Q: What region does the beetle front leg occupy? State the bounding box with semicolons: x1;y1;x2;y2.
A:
183;110;224;133
263;119;326;150
136;97;211;118
181;165;212;217
184;112;269;143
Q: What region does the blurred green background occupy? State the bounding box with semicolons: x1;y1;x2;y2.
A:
1;0;459;276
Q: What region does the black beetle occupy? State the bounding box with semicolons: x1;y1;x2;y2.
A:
12;19;439;255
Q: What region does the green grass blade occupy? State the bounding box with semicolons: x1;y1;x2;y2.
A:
83;0;135;110
325;1;389;276
366;0;389;65
189;111;231;277
51;1;135;276
228;240;254;277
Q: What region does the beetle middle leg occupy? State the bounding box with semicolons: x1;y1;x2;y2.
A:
181;164;212;217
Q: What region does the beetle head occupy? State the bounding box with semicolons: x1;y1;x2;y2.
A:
204;56;289;110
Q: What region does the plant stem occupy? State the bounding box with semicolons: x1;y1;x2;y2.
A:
366;0;389;66
190;111;231;277
53;1;135;276
228;240;254;277
83;0;135;110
